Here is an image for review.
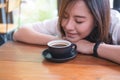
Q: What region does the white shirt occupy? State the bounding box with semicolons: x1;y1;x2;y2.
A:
24;10;120;45
110;10;120;45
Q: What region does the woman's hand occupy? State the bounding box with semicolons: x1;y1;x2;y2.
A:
63;37;95;54
74;39;95;55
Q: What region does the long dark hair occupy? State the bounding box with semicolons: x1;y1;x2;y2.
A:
58;0;112;44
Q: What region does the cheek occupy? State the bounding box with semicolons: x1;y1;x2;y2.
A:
76;23;94;35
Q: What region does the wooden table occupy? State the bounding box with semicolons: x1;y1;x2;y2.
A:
0;41;120;80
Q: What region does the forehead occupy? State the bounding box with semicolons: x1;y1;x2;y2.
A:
65;0;91;16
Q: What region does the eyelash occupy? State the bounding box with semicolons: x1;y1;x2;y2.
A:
76;21;83;24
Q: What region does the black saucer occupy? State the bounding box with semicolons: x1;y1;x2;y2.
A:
42;49;77;63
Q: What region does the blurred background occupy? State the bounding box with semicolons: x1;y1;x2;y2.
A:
0;0;118;28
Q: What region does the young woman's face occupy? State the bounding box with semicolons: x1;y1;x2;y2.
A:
61;0;95;42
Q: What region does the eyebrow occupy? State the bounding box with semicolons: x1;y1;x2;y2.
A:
64;11;87;19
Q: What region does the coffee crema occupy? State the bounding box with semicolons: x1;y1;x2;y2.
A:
51;44;68;47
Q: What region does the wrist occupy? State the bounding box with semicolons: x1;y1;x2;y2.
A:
93;41;102;57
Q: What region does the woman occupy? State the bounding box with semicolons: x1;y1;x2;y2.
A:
13;0;120;64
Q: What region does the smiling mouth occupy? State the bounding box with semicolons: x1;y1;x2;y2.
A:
66;33;77;38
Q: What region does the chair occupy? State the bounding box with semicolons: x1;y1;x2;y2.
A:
0;35;5;45
113;0;120;12
0;0;21;45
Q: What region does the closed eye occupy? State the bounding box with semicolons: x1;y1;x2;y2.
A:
76;21;84;24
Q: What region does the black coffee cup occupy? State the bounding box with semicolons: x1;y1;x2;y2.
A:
47;40;77;59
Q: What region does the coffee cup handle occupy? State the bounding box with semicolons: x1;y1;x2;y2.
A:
71;44;77;52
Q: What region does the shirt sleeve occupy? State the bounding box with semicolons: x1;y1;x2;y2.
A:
22;17;61;37
110;10;120;45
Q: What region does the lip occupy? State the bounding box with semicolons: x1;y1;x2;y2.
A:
66;33;77;38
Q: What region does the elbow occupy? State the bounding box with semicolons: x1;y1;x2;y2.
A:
13;27;28;41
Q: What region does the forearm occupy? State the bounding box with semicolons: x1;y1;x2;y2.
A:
13;27;59;45
98;43;120;64
75;40;120;64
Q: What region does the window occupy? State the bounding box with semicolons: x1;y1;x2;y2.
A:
13;0;58;26
110;0;114;8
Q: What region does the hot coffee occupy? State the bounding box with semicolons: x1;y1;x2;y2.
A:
47;40;77;59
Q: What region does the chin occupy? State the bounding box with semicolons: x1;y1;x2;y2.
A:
66;37;80;43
